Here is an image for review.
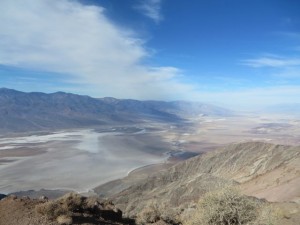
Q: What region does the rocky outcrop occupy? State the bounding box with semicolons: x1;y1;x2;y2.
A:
0;193;134;225
0;193;7;200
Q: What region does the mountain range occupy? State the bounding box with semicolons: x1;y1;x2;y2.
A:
0;88;232;134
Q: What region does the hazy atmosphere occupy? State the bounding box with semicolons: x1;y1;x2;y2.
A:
1;0;300;109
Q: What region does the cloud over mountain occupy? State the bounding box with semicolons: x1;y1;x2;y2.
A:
0;0;193;100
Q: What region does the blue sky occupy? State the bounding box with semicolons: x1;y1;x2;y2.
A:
0;0;300;109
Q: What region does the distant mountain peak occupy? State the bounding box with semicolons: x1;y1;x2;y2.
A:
0;87;18;92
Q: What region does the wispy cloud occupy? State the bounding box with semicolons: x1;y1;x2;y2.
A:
0;0;193;100
1;0;299;110
241;56;300;68
135;0;163;23
241;53;300;80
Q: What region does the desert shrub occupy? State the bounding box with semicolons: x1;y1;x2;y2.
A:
35;192;84;220
35;201;68;220
160;208;182;225
56;215;73;225
58;192;85;211
136;202;161;224
35;192;125;223
184;188;262;225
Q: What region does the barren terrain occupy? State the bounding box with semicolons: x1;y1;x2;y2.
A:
1;113;300;196
0;126;173;194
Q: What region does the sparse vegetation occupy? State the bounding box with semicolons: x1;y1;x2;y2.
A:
135;201;183;225
136;202;161;224
35;192;83;220
35;192;124;224
184;188;278;225
56;215;73;225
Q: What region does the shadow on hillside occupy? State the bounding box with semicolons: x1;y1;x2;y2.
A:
72;215;136;225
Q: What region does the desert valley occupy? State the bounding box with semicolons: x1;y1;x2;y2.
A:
0;89;299;225
1;1;300;224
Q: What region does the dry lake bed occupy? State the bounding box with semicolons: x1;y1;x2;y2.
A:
0;126;174;194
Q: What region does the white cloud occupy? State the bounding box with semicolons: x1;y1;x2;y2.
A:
0;0;192;100
194;85;300;110
1;0;299;110
135;0;163;23
241;54;300;79
242;56;300;68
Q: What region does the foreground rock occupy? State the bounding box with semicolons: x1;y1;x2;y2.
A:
0;193;134;225
0;193;6;200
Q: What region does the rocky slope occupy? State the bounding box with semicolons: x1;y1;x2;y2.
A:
1;141;299;225
0;193;134;225
110;142;300;218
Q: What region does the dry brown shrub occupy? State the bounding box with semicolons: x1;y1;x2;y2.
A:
184;188;278;225
56;215;73;225
35;192;84;220
136;202;161;224
58;192;85;211
35;201;69;220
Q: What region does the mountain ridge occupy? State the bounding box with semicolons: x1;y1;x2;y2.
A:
0;88;232;134
108;141;300;218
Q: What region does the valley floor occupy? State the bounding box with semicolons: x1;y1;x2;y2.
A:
0;113;300;198
0;126;172;194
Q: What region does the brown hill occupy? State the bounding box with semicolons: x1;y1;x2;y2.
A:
110;142;300;219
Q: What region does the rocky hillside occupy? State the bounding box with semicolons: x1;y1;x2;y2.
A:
1;141;299;225
0;193;134;225
111;142;300;218
0;88;232;134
